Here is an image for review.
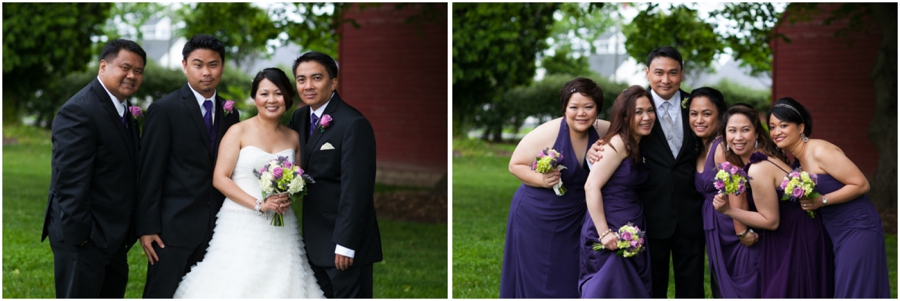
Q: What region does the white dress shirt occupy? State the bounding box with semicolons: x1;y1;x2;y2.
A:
97;77;126;117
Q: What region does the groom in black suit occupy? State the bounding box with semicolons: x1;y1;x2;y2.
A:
287;52;383;298
134;34;240;298
639;46;704;298
41;39;145;298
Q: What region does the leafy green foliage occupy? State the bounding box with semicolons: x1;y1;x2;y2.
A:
623;4;723;79
710;3;786;75
452;3;559;137
104;3;168;42
2;3;112;124
546;3;615;59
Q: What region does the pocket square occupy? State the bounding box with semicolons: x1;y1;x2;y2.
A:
320;142;335;151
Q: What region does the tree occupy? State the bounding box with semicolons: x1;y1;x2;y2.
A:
622;4;724;84
104;3;168;42
179;3;281;74
2;3;111;125
452;3;559;138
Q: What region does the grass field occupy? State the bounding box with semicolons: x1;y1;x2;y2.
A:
2;125;447;298
452;139;898;298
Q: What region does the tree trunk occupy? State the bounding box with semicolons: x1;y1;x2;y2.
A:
866;3;897;233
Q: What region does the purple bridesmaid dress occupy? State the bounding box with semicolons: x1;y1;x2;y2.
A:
750;153;834;298
697;137;761;298
499;118;599;298
812;171;890;297
579;157;652;298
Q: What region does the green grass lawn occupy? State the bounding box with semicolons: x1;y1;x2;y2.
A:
452;140;898;298
2;128;446;298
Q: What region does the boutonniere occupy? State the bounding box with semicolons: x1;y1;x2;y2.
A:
129;105;143;120
317;114;332;132
681;97;689;109
223;100;235;116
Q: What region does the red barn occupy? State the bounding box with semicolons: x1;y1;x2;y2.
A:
337;3;448;187
770;4;881;177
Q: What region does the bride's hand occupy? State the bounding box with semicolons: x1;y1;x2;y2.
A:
263;194;290;213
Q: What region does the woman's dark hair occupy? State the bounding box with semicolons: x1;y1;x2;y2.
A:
182;34;226;62
767;97;813;137
251;68;295;108
559;77;604;116
601;85;652;163
720;105;787;167
686;87;727;152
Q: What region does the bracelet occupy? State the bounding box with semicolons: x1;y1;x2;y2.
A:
737;228;752;238
599;229;613;240
822;195;828;206
255;198;263;215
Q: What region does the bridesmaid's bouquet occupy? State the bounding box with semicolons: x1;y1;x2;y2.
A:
592;222;646;257
713;161;751;196
532;147;567;196
779;168;819;218
253;156;316;226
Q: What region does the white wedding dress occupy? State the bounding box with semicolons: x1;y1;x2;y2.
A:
174;146;325;298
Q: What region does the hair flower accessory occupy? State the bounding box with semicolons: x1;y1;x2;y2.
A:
318;114;333;132
129;105;143;119
223;100;235;116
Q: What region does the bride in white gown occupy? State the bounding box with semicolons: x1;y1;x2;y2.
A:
174;68;325;298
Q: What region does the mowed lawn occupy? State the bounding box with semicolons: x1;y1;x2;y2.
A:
2;132;447;298
452;140;898;298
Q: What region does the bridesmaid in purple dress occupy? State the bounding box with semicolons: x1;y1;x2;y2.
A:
768;97;890;298
500;78;610;298
687;89;760;298
580;85;654;298
713;105;834;298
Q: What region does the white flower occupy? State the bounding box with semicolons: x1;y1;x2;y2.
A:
288;177;305;194
259;172;275;194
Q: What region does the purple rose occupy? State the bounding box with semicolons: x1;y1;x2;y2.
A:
810;174;818;185
790;171;800;178
714;181;725;190
320;114;333;127
630;240;639;248
620;231;632;241
639;238;644;245
223;100;235;115
780;179;788;189
129;105;143;118
730;166;739;174
261;166;267;173
297;167;304;176
720;161;731;170
284;161;293;169
792;187;804;198
273;167;283;179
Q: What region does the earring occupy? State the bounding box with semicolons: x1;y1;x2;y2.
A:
726;143;730;152
801;133;809;143
755;140;759;149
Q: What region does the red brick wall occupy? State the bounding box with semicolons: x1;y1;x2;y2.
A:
337;4;448;185
771;4;881;177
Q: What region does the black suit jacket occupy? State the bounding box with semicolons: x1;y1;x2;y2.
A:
287;92;383;267
134;84;239;248
42;78;141;254
638;89;703;240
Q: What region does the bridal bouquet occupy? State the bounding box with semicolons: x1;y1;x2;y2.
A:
713;161;751;196
532;147;567;196
592;222;646;257
779;168;819;218
252;156;315;226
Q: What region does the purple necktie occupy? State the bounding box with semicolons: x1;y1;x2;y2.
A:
203;100;214;149
309;113;319;137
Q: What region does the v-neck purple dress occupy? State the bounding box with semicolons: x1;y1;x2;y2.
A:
697;137;760;298
500;118;599;298
579;155;652;298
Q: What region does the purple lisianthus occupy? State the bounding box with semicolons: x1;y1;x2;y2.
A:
620;231;632;241
792;187;804;198
129;105;143;119
273;166;283;179
223;100;235;116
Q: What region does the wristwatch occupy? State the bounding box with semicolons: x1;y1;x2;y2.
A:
737;228;754;238
822;195;828;206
